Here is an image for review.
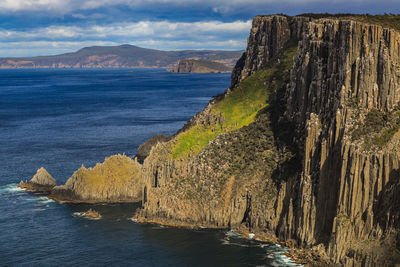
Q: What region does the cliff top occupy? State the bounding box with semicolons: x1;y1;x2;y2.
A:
255;14;400;32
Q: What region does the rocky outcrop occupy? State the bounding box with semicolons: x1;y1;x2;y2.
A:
81;209;102;219
50;155;142;203
135;134;171;163
133;15;400;266
230;15;310;89
169;59;232;73
18;167;56;192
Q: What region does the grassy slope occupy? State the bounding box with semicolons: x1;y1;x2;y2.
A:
171;41;298;159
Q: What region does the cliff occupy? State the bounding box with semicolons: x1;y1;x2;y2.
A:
133;15;400;266
0;44;242;69
169;59;232;73
38;14;400;266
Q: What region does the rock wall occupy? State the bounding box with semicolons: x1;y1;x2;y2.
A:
136;15;400;265
278;18;400;265
230;15;310;89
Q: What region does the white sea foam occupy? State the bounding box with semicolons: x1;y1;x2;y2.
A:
262;244;300;267
72;212;101;220
225;229;241;237
0;183;23;194
36;196;55;204
222;230;300;266
32;208;46;212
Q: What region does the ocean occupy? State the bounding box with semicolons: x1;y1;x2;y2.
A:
0;69;297;266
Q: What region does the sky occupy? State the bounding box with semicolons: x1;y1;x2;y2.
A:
0;0;398;57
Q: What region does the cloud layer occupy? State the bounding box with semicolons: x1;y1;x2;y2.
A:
0;20;251;56
1;0;398;13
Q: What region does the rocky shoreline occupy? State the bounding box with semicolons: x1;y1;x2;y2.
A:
133;216;332;266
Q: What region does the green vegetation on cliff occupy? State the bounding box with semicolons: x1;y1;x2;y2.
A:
301;13;400;31
75;154;139;188
171;41;298;159
351;109;400;148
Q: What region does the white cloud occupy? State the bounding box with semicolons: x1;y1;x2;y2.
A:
0;20;251;41
0;0;394;13
0;20;251;56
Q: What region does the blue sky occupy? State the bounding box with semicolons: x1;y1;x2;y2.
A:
0;0;398;57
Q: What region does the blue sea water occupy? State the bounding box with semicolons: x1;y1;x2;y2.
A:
0;69;297;266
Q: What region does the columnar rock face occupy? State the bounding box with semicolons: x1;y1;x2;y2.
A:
50;155;142;203
280;18;400;265
134;15;400;266
18;167;56;191
230;15;310;89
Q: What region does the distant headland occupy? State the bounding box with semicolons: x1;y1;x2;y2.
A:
0;44;243;69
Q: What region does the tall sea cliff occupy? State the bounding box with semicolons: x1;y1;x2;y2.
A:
44;15;400;266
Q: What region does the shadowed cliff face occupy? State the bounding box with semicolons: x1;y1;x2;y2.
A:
281;18;400;265
134;15;400;265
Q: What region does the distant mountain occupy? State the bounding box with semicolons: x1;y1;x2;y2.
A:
0;44;243;69
168;59;232;73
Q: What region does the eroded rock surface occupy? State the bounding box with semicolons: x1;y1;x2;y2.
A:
135;134;171;163
18;167;56;191
50;155;142;203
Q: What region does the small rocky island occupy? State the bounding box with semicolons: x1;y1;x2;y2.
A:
168;59;232;73
76;209;102;219
18;167;56;192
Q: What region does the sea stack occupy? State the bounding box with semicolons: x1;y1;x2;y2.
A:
169;59;232;73
18;167;56;192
